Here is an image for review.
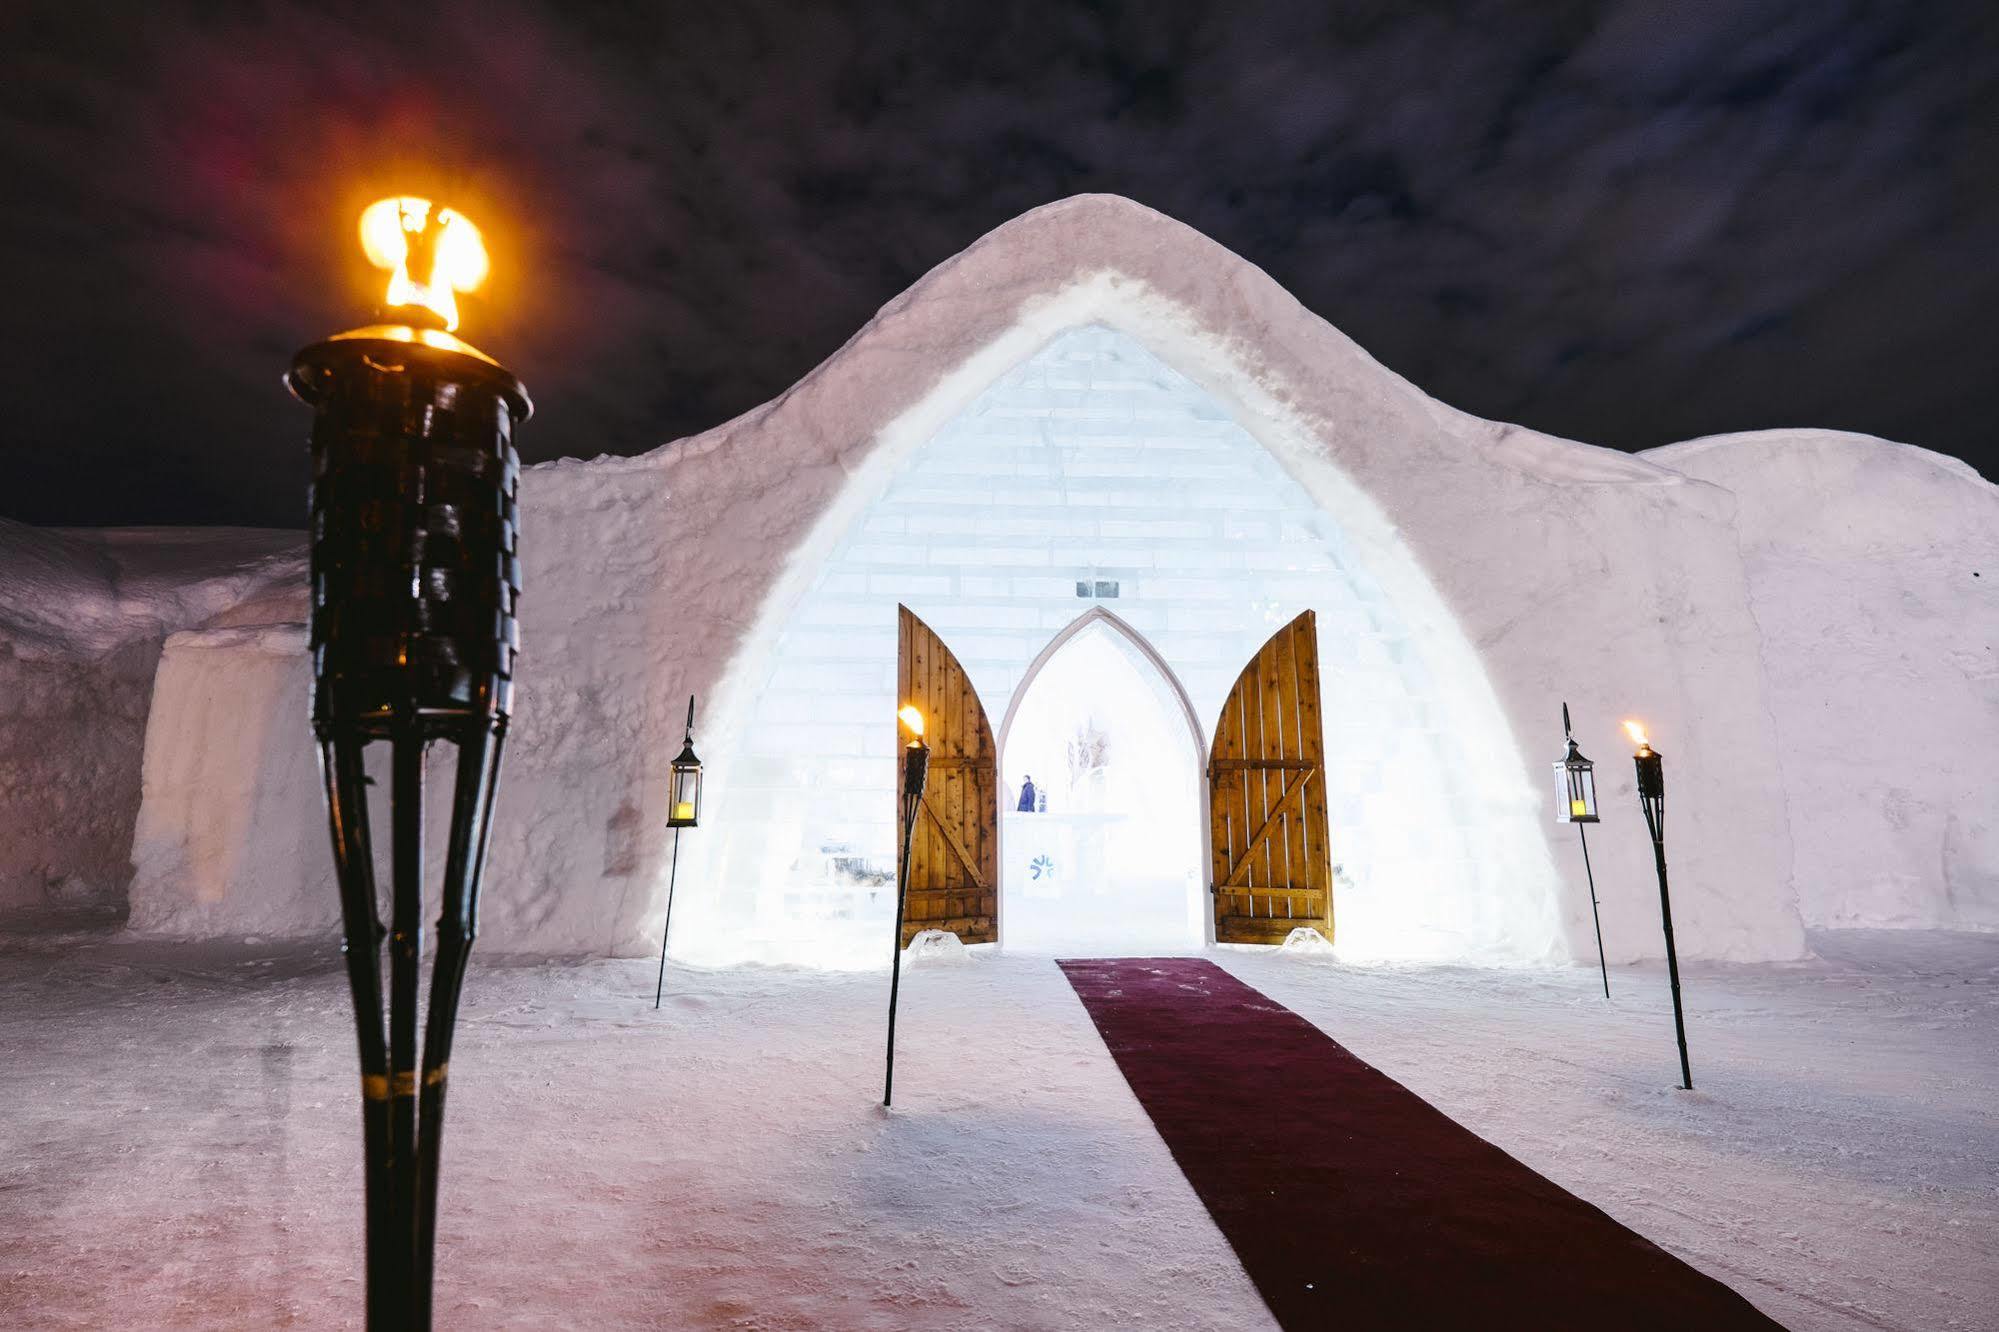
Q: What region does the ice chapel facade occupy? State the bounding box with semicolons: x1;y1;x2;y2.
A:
111;193;1998;965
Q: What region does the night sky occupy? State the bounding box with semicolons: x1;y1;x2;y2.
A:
3;1;1994;528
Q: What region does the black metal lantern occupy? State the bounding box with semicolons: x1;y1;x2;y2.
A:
288;195;528;1330
655;695;701;1007
667;695;703;828
1554;704;1599;824
1556;703;1610;997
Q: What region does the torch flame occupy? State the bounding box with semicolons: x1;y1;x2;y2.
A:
358;196;489;332
897;705;925;737
1622;720;1650;751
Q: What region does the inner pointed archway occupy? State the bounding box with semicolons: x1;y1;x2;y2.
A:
996;609;1207;953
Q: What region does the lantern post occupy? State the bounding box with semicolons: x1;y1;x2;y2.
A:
1626;720;1693;1090
288;196;529;1328
1554;703;1609;997
883;704;929;1108
655;695;703;1007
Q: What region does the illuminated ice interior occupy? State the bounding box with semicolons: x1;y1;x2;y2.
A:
686;325;1557;966
999;616;1206;953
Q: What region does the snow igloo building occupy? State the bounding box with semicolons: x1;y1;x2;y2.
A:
8;195;1994;969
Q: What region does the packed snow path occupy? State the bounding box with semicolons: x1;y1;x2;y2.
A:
1;930;1993;1330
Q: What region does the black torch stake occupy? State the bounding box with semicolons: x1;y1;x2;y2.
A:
1632;731;1693;1090
883;718;929;1108
289;219;529;1328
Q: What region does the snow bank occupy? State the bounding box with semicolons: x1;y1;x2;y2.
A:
1281;926;1338;958
0;520;300;920
905;928;974;966
126;625;333;936
1646;431;1998;932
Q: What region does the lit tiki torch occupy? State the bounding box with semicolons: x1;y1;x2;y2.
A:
883;704;929;1107
1625;720;1693;1090
287;197;530;1327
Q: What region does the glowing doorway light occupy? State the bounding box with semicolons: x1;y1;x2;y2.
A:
358;196;489;331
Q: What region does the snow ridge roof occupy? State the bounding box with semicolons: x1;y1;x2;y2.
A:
591;192;1682;489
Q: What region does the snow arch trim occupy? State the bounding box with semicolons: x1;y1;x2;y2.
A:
694;279;1566;963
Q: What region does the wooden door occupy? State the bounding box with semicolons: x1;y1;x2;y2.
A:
897;605;999;945
1207;611;1334;944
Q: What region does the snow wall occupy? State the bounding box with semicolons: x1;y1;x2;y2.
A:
0;520;300;922
1647;431;1998;931
101;195;1852;965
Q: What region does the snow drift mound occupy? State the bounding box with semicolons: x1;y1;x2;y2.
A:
1646;431;1998;932
0;520;303;922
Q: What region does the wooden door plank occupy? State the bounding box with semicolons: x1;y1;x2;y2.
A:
1210;678;1237;897
921;795;989;890
1269;622;1301;915
1292;613;1332;937
1209;758;1318;771
917;619;940;894
1224;680;1250;914
1224;769;1315;889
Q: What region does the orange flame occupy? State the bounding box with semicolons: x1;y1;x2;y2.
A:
358;196;488;331
1622;720;1650;751
897;705;925;737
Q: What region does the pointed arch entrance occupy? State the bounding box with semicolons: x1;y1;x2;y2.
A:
701;322;1563;968
996;609;1208;952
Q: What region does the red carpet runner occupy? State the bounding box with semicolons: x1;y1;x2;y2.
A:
1059;957;1783;1331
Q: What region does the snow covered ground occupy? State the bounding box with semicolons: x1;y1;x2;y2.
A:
0;928;1993;1330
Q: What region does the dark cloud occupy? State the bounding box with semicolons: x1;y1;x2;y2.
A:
1;0;1993;526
